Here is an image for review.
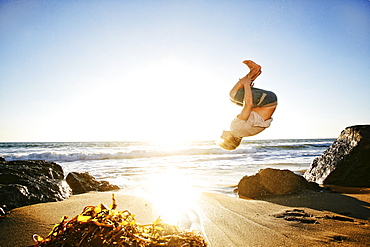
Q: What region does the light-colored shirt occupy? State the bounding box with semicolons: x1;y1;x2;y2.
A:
230;111;273;138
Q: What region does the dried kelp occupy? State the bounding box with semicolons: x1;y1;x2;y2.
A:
31;194;207;246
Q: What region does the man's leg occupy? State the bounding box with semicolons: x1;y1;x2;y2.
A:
229;60;262;100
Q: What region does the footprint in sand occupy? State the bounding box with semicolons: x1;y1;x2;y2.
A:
272;209;317;224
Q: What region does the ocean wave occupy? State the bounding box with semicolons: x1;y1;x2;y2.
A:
1;139;332;163
258;142;332;150
3;146;235;162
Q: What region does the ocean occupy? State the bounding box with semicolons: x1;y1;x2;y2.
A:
0;139;334;196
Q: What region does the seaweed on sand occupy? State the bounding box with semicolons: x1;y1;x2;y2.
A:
30;194;207;247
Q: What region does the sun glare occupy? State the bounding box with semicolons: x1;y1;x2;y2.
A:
150;139;188;152
145;168;201;229
50;57;220;142
115;57;217;142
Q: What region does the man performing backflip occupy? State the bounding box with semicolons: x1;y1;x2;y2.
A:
218;60;278;150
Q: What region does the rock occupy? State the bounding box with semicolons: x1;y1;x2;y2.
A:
237;173;270;199
66;172;120;194
259;168;310;195
304;125;370;187
0;157;5;161
0;160;71;210
237;168;319;199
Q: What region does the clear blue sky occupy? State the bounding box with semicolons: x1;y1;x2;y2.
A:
0;0;369;142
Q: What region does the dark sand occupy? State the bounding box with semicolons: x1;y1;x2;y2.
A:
0;188;369;247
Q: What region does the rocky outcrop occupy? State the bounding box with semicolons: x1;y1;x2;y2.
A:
237;168;320;199
66;172;120;194
304;125;370;187
0;160;71;211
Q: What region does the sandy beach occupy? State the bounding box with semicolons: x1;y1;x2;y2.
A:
0;188;369;247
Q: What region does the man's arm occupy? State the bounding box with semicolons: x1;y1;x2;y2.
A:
237;77;254;121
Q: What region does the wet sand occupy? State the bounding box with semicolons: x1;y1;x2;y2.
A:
0;189;369;247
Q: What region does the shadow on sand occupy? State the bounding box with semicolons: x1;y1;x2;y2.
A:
261;189;370;220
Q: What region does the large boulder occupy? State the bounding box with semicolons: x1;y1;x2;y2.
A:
304;125;370;187
237;168;319;199
0;160;71;211
66;172;120;194
237;173;269;199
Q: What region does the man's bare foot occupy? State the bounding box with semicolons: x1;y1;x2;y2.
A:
243;60;262;81
243;60;261;70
